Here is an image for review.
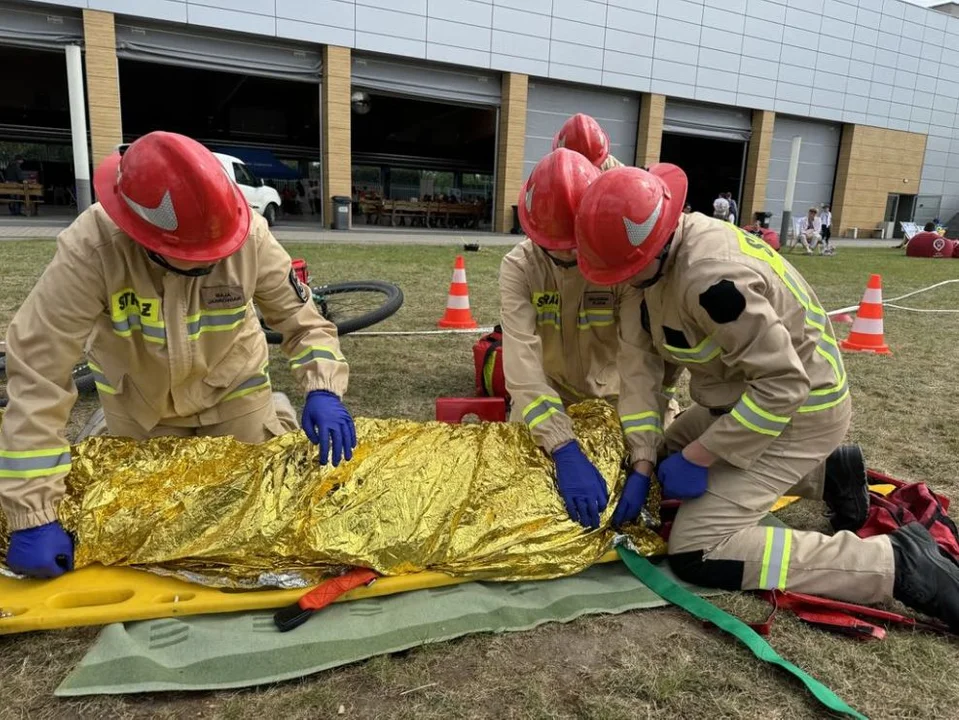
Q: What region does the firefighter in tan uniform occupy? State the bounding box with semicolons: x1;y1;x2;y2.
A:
568;162;959;631
501;147;681;530
1;132;356;579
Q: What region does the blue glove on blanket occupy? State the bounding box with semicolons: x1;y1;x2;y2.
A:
612;470;651;527
552;442;610;530
301;390;357;466
6;521;74;579
658;451;709;500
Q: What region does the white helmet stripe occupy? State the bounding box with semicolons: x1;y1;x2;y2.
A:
525;184;535;213
121;189;179;232
623;197;663;248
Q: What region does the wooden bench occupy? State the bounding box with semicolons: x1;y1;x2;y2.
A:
0;182;44;216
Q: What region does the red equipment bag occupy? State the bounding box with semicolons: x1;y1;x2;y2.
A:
473;325;508;400
858;470;959;561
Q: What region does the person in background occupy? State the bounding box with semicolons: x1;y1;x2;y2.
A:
797;207;823;255
683;203;693;214
820;204;834;255
5;156;25;216
713;196;730;221
724;192;739;225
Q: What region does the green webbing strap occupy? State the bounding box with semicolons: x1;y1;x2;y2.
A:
616;547;867;720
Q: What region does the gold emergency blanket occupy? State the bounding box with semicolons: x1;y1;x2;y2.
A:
1;402;664;587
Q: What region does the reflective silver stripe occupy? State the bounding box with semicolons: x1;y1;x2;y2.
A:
87;363;116;394
759;526;792;590
805;305;828;330
112;315;166;341
0;450;72;476
730;396;790;436
186;308;247;337
577;311;615;328
783;270;811;307
817;337;845;374
664;337;722;364
290;348;346;369
536;312;560;326
621;414;662;434
523;397;564;428
801;377;849;412
224;372;271;401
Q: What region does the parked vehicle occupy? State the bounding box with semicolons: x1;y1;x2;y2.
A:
214;152;282;227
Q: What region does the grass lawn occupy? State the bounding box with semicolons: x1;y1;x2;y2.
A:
2;241;959;719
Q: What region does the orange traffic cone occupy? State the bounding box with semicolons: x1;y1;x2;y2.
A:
840;274;891;355
438;255;478;329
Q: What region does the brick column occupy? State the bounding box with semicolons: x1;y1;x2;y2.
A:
322;45;352;227
493;72;528;233
833;124;927;237
82;10;122;168
740;110;776;224
635;93;665;168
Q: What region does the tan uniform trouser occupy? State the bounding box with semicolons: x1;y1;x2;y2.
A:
665;401;896;604
79;392;299;444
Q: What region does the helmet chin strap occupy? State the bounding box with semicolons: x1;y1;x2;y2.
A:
147;251;215;277
538;245;578;269
636;239;672;289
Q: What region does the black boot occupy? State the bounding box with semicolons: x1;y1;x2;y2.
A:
890;522;959;632
823;444;869;532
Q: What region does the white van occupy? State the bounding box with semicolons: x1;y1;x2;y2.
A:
214;152;282;227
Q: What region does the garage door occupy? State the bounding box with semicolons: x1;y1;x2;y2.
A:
664;100;752;142
352;55;500;106
0;2;82;50
766;116;841;232
524;80;639;179
116;21;322;81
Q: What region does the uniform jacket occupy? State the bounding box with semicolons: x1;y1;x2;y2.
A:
499;239;676;461
639;212;848;469
0;204;347;530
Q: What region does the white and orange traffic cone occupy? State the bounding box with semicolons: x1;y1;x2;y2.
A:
840;274;891;355
438;255;478;329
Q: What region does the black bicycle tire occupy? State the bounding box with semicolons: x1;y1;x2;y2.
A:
0;353;97;394
262;280;404;343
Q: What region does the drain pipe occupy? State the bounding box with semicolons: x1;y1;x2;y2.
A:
780;136;802;249
65;44;92;212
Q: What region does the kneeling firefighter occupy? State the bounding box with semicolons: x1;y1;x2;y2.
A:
569;162;959;631
500;147;681;531
1;132;356;578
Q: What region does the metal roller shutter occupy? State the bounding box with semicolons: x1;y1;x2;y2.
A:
523;80;639;179
766;116;841;231
115;21;321;82
664;99;752;142
351;55;501;106
0;2;82;51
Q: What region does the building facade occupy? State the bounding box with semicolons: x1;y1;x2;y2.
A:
6;0;959;234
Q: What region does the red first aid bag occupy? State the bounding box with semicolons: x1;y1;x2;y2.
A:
858;470;959;561
473;325;507;399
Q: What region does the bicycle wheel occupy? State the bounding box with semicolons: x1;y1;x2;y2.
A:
0;353;97;394
262;281;404;343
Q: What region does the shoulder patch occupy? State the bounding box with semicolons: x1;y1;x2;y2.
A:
662;326;691;348
289;268;310;303
699;279;746;324
640;298;650;334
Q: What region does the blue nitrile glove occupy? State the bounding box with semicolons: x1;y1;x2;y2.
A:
301;390;357;466
612;470;651;527
552;442;610;530
6;522;74;579
658;451;709;500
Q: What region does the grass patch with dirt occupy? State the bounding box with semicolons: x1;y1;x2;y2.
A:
1;242;958;719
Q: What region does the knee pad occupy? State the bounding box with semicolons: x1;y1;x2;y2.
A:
668;550;744;591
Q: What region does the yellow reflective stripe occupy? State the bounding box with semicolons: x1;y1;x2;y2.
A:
185;306;248;340
664;336;722;364
0;447;72;478
621;411;663;435
482;352;497;396
740;394;790;424
289;345;346;369
86;361;117;395
224;370;271;402
536;311;561;329
730;408;783;437
759;526;792;590
577;309;615;329
523;394;565;430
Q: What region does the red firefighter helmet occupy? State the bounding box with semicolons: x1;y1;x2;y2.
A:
575;164;688;285
518;148;601;251
94;131;251;262
552;113;610;167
